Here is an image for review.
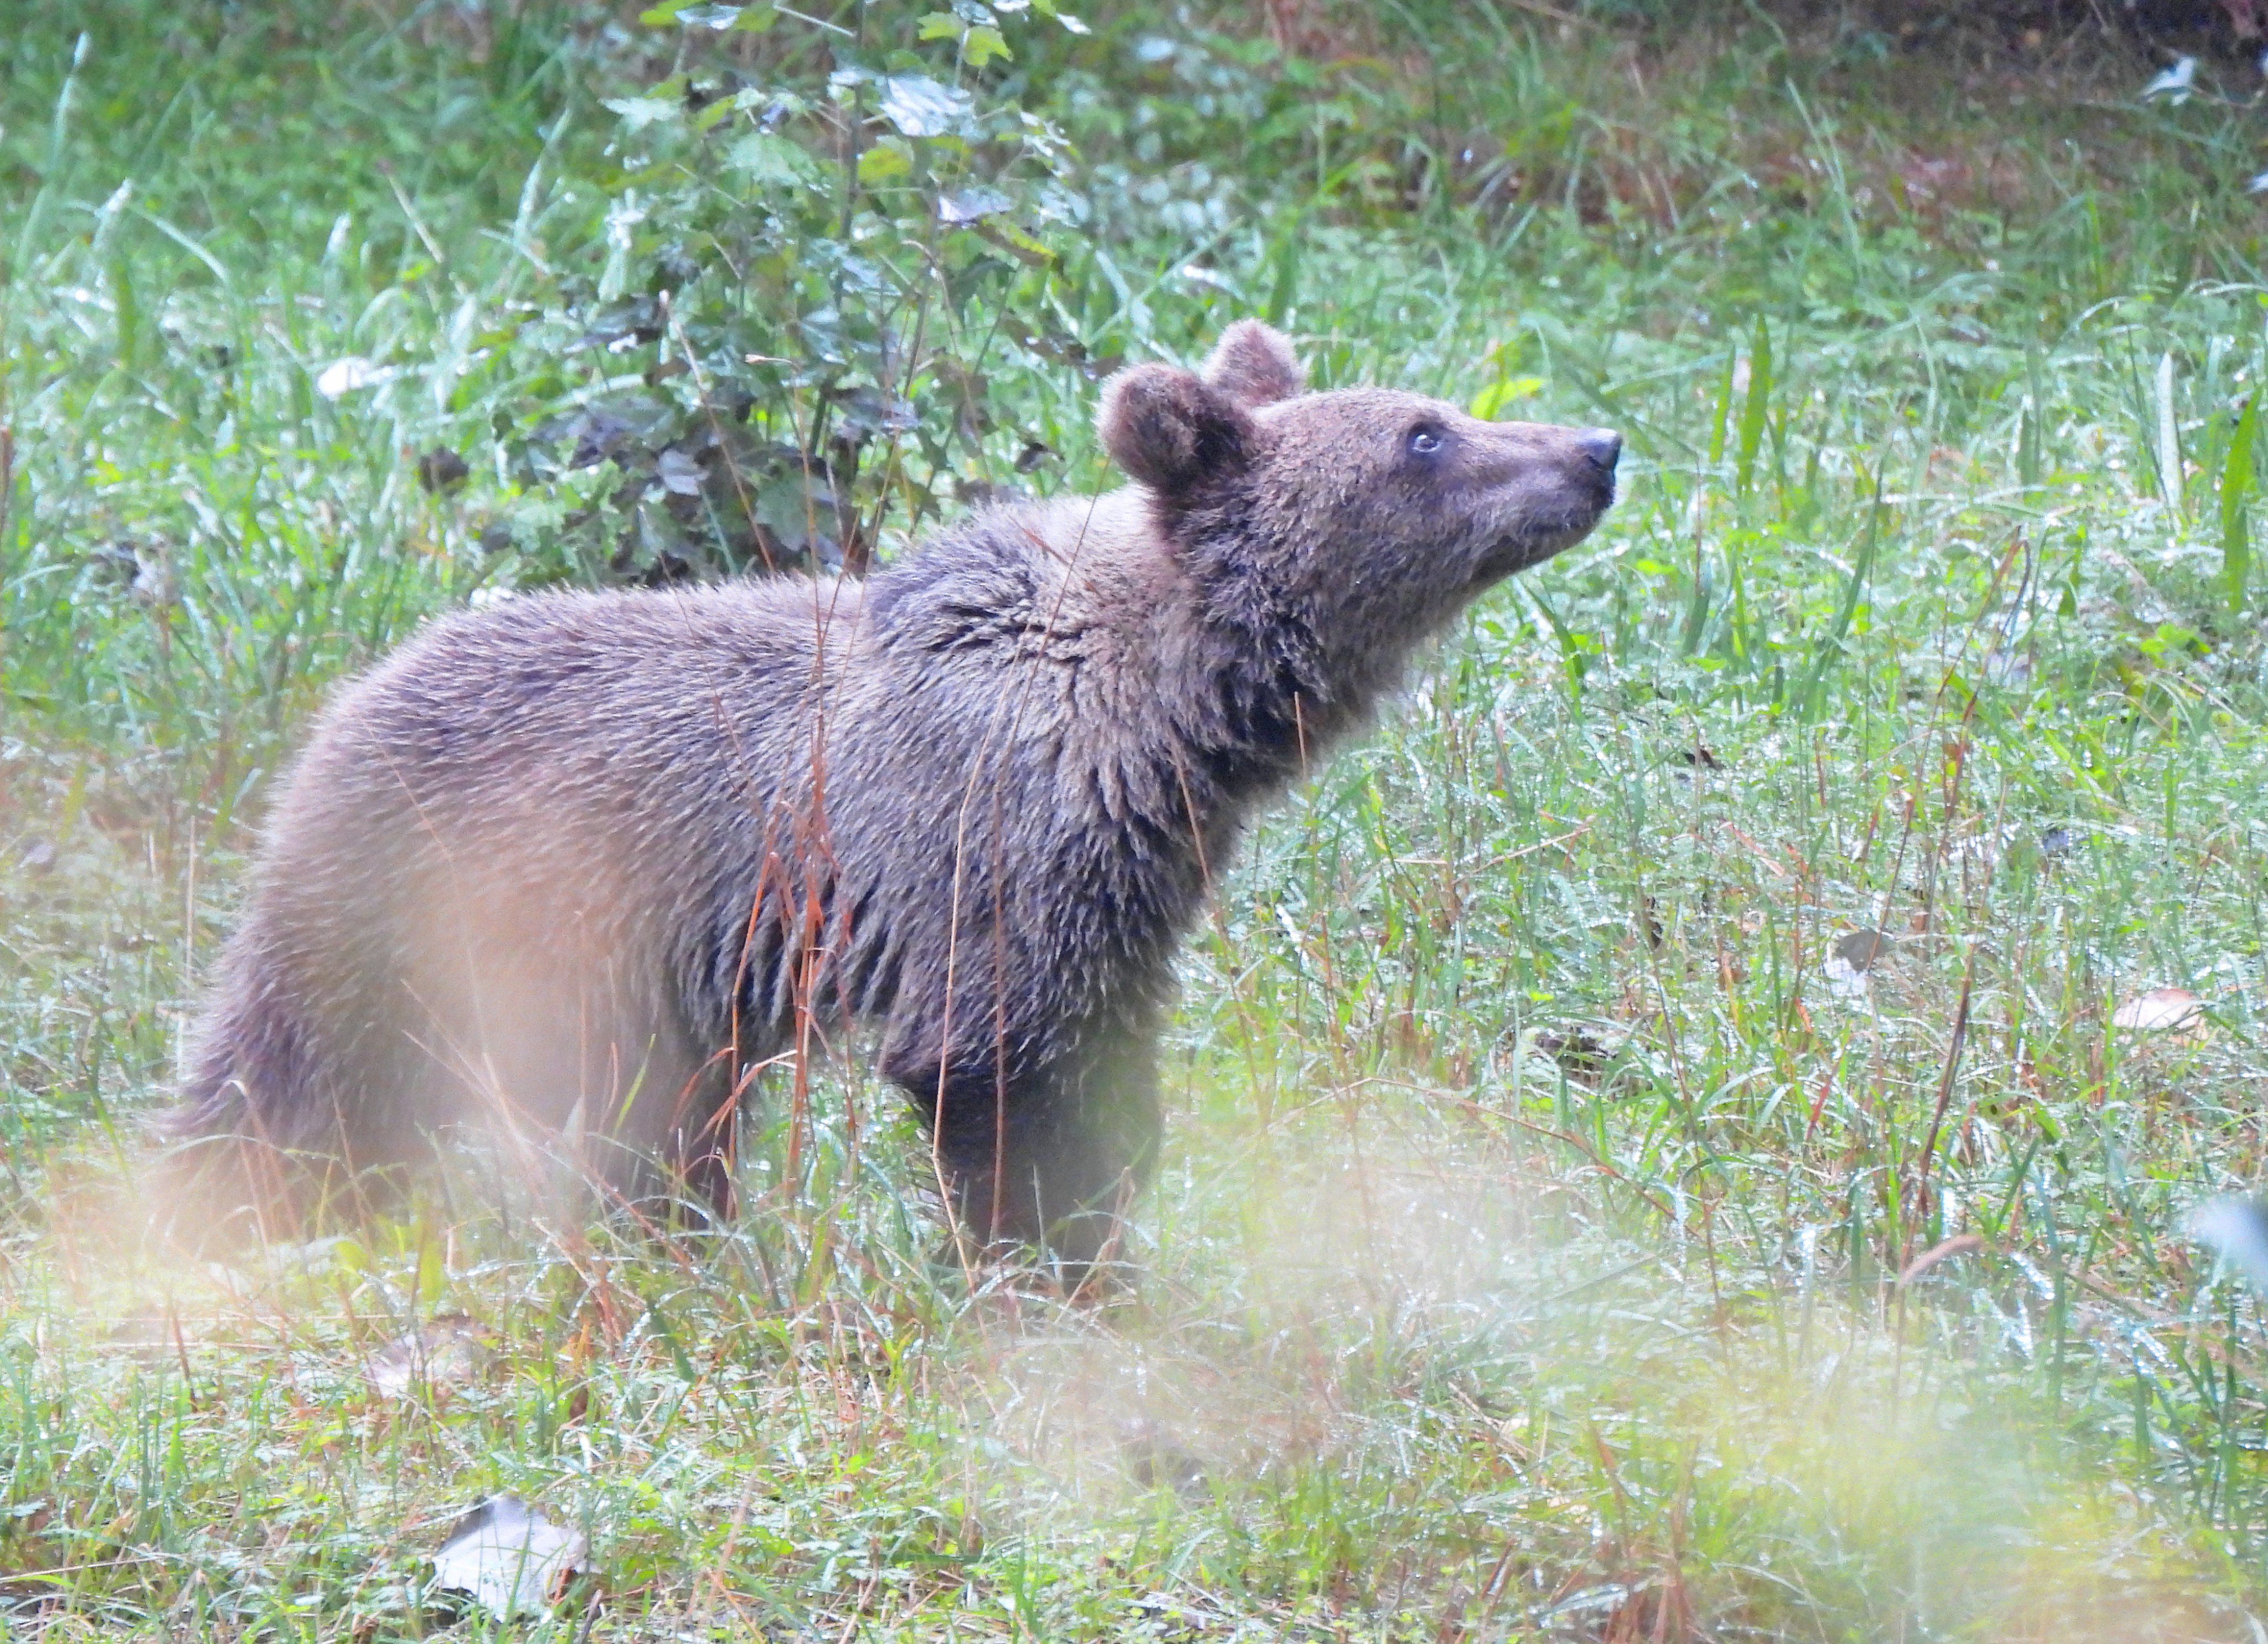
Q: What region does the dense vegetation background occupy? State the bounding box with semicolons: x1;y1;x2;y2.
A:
4;0;2268;1636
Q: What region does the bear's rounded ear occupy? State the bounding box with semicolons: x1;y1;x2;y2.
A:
1201;319;1305;408
1098;363;1254;496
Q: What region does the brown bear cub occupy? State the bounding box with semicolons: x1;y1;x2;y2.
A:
168;320;1618;1268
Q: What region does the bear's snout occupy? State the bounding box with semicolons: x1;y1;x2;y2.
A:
1575;428;1621;478
1572;428;1621;509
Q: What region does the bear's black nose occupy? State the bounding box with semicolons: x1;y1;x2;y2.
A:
1578;429;1622;475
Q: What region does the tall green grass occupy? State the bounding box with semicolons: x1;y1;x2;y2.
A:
3;2;2268;1637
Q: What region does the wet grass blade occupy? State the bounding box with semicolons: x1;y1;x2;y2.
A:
2223;385;2257;612
1792;476;1882;720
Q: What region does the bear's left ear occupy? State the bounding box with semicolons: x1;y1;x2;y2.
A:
1098;363;1255;497
1202;319;1305;408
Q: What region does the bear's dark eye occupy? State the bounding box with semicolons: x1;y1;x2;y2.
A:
1406;425;1445;458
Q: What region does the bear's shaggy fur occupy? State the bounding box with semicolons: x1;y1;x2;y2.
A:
168;321;1618;1264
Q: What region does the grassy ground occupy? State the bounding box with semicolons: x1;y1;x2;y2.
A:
6;1;2268;1637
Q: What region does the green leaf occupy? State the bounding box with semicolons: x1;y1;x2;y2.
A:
604;95;683;132
1468;375;1543;421
757;473;829;552
1264;224;1300;324
973;219;1056;266
643;1297;700;1385
877;75;973;137
1735;318;1771;497
1524;585;1589;701
2220;389;2257;610
2156;350;2182;513
2021;351;2047;490
963;24;1013;66
857;141;913;185
1706;348;1734;468
730;84;804;115
415;1238;447;1312
1792;476;1882;718
917;12;963;40
725;132;826;189
938;185;1013;224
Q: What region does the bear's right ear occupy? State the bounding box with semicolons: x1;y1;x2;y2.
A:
1097;364;1254;497
1202;319;1305;408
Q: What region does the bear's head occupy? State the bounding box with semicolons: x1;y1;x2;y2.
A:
1098;320;1618;670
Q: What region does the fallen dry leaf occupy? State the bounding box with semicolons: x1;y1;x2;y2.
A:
430;1494;587;1619
2112;987;2206;1035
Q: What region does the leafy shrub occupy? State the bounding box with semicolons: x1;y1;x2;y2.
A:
492;0;1105;584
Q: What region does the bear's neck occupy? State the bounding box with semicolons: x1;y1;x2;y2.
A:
1123;510;1415;857
1171;509;1409;759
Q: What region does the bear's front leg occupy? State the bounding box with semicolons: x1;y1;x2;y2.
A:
886;1024;1161;1277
